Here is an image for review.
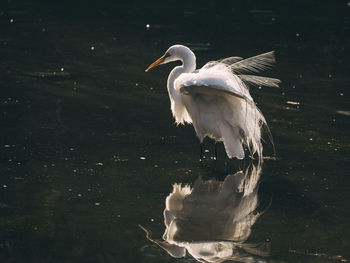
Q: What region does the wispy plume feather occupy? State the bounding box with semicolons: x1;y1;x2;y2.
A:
238;75;281;88
228;51;276;74
203;56;243;69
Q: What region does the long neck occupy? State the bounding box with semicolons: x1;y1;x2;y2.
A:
167;66;183;98
167;54;196;98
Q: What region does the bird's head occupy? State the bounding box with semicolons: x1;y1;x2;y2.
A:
145;45;194;72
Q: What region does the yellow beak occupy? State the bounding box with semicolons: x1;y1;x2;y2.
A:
145;55;165;72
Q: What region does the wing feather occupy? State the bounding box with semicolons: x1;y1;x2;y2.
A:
218;56;244;65
237;75;281;88
202;51;276;74
202;61;218;69
203;56;243;69
175;67;255;104
179;84;255;105
228;51;276;74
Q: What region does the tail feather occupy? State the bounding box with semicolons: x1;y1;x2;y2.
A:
220;125;244;159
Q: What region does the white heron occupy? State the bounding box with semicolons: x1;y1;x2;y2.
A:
145;45;280;161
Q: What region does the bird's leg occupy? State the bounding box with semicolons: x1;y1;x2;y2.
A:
214;142;218;161
199;143;204;162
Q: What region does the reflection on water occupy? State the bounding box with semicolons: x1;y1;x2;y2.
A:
140;163;270;262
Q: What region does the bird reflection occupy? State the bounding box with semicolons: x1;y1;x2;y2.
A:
140;163;270;263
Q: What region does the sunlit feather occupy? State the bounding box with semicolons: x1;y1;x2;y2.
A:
228;51;276;74
145;45;280;161
237;75;281;88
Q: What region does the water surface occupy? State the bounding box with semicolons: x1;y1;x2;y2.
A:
0;0;349;262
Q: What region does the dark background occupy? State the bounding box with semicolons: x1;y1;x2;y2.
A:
0;0;349;262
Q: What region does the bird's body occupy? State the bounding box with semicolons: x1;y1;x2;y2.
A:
146;45;280;161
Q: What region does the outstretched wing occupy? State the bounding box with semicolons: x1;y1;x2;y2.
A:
203;51;275;73
175;70;254;104
219;56;244;65
179;84;254;105
228;51;276;74
202;51;280;89
203;56;243;69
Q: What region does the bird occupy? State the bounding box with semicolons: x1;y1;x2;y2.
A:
145;45;280;161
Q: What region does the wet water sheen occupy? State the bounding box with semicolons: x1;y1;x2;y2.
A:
0;0;349;262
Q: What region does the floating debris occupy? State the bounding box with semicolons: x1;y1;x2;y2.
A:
1;98;19;105
22;71;71;79
15;177;24;180
111;156;128;162
140;157;146;160
286;101;300;105
289;249;348;262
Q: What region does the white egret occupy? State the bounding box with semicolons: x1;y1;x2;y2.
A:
146;45;280;161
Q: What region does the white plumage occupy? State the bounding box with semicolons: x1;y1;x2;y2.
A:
146;45;280;161
139;163;269;262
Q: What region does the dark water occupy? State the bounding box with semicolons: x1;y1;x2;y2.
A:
1;0;349;262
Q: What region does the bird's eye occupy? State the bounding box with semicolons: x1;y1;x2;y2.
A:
164;52;171;58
